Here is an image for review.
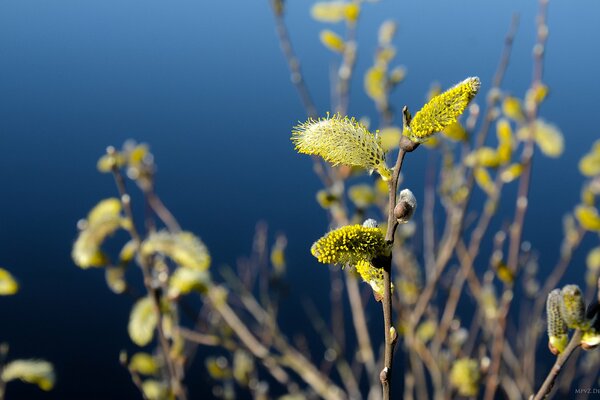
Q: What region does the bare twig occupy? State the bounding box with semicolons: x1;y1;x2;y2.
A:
531;330;582;400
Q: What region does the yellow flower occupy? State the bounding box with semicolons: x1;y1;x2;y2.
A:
292;113;391;180
560;284;587;330
354;259;388;298
579;140;600;177
364;65;386;105
464;147;501;168
474;167;494;196
128;296;158;346
546;289;568;354
311;224;386;265
378;127;402;151
406;77;480;142
72;198;127;269
502;96;525;121
0;268;19;296
442;122;468;142
348;184;376;209
168;268;211;298
1;360;55;391
141;231;211;270
517;119;564;158
129;353;159;376
449;358;480;397
575;205;600;231
500;163;523;183
311;2;357;23
320;30;345;53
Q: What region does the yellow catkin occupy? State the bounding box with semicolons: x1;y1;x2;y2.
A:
1;360;55;391
502;96;525;121
364;65;386;104
579;140;600;177
517;119;564;158
407;77;480;142
141;231;211;270
354;259;386;298
449;358;480;397
311;224;386;266
311;2;347;23
0;268;19;296
319;30;345;53
292;113;391;180
348;184;376;209
546;289;568;354
560;284;587;329
575;205;600;231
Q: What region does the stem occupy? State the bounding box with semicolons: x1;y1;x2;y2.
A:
270;5;317;119
380;111;413;398
110;162;187;400
531;330;582;400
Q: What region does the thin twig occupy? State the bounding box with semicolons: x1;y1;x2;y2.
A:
531;330;582;400
110;161;187;400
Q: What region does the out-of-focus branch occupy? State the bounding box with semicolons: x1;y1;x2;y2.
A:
531;330;582;400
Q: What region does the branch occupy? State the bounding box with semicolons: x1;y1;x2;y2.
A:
531;330;582;400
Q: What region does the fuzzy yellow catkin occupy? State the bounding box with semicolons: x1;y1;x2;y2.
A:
311;224;386;266
406;77;480;142
0;268;19;296
354;259;387;298
319;30;345;53
449;358;480;397
72;198;127;269
141;231;211;270
128;296;158;346
1;360;56;391
292;113;391;180
546;289;568;354
560;284;587;330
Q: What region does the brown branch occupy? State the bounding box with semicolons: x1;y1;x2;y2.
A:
269;5;317;118
531;330;582;400
109;160;187;400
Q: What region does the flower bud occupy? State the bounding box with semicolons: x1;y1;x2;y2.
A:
394;189;417;224
546;289;568;355
560;284;587;329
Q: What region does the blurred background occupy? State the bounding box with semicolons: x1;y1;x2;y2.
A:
0;0;599;398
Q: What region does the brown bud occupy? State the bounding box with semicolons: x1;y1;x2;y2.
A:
394;189;417;223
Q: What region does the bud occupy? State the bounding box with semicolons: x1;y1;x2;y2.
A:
560;284;587;330
546;289;568;355
394;189;417;224
581;302;600;351
362;219;379;228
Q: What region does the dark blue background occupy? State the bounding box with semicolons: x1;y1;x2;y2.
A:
0;0;598;398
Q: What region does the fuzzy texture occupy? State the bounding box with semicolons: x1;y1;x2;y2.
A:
0;268;19;296
311;224;386;265
407;77;480;142
560;284;587;329
546;289;568;354
128;296;158;346
394;189;417;224
292;113;391;180
354;259;386;298
141;230;211;271
1;360;55;391
449;358;480;397
72;198;127;269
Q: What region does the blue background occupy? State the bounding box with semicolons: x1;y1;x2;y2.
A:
0;0;599;398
